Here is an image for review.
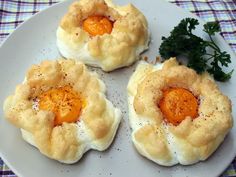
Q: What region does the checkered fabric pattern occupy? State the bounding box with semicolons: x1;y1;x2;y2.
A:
0;0;58;43
0;0;235;177
168;0;236;53
0;158;15;176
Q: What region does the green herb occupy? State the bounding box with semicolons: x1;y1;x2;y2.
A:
159;18;233;82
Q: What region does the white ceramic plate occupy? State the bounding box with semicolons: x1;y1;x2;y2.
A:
0;0;235;177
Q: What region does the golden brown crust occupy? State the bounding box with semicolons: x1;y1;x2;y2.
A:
3;59;121;163
134;125;172;162
128;58;233;165
57;0;149;71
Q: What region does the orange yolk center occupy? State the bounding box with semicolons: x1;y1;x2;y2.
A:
159;88;198;126
82;15;113;36
38;86;83;126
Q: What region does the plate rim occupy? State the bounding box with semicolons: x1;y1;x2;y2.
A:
0;0;235;176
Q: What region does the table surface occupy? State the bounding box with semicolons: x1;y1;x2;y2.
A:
0;0;235;176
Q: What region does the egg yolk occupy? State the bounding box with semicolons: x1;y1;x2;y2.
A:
82;15;113;36
159;88;198;126
38;86;83;126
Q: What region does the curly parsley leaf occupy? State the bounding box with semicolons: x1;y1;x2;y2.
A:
159;18;233;82
203;22;220;35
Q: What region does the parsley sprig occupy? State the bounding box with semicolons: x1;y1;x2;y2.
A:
159;18;233;82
